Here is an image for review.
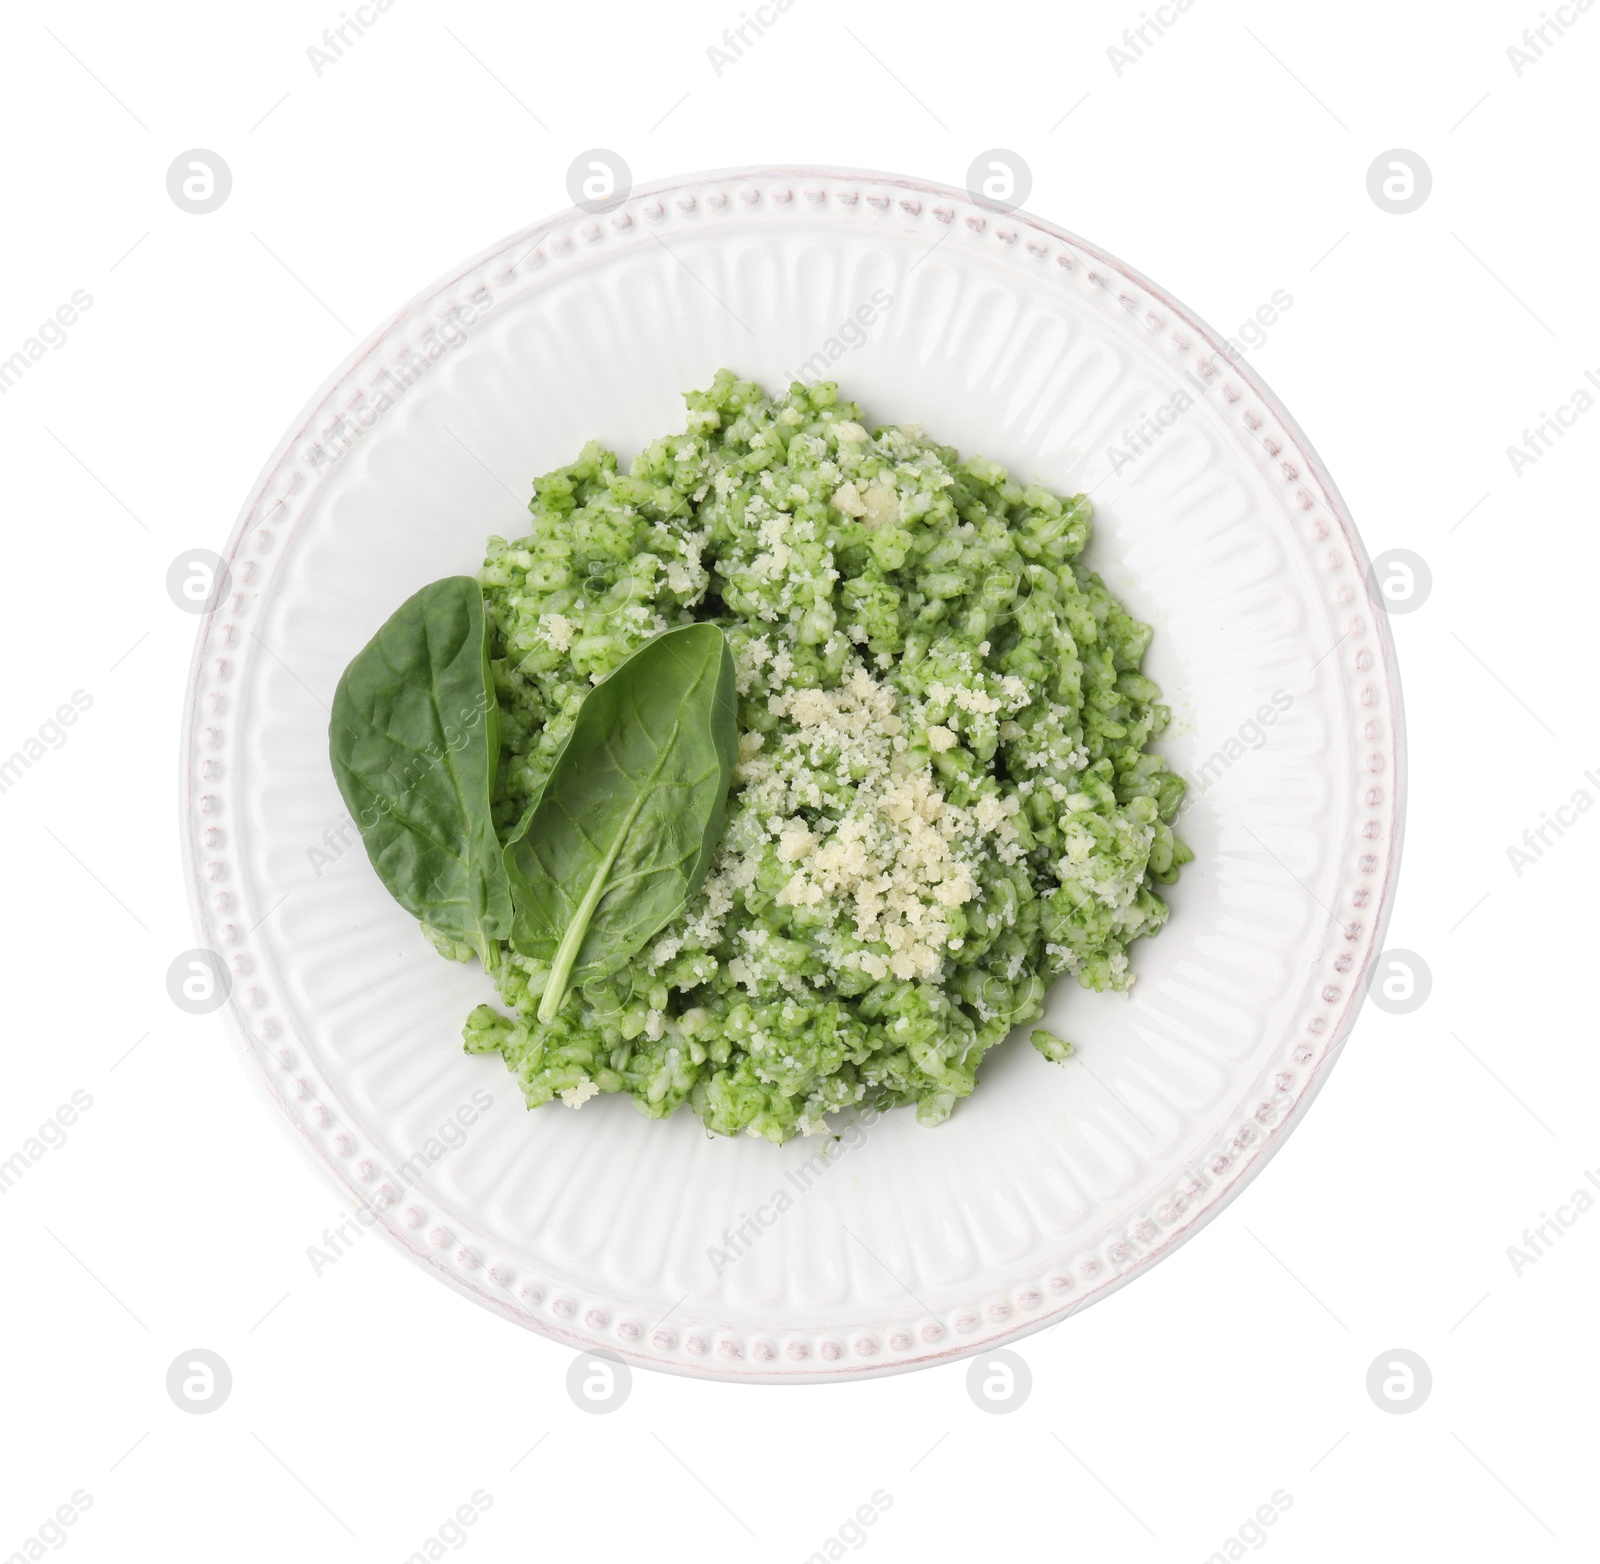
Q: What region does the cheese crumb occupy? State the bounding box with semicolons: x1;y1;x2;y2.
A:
541;613;577;652
830;482;867;517
860;484;899;525
776;818;818;862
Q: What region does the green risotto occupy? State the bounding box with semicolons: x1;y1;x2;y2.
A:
431;371;1191;1142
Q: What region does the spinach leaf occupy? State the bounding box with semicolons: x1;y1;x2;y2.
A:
505;623;738;1022
329;576;512;968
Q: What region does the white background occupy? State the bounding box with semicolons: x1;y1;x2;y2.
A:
1;0;1595;1560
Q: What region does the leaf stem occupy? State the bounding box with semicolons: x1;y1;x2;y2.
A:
535;785;655;1023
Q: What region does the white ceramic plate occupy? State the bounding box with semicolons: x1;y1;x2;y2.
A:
181;166;1404;1382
